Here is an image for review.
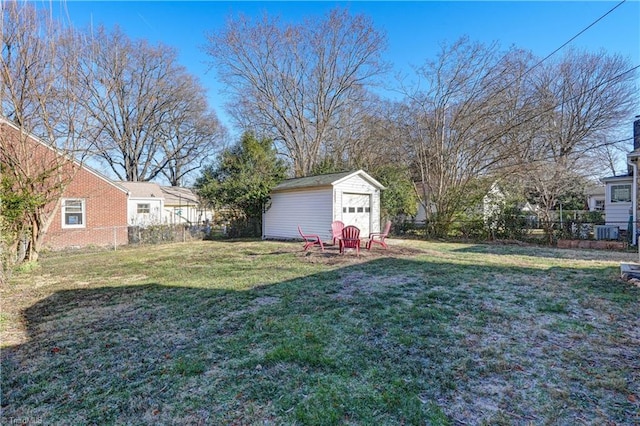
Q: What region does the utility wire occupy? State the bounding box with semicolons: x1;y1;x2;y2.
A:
474;0;639;150
522;0;627;77
474;64;640;156
469;0;631;111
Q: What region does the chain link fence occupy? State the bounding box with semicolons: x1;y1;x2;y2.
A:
394;216;633;247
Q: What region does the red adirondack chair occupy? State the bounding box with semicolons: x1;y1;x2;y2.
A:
340;225;361;255
298;225;325;252
331;220;345;245
367;220;392;250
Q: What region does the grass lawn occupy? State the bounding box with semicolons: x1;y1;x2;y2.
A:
1;239;639;425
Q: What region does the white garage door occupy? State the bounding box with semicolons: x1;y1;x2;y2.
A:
341;193;370;236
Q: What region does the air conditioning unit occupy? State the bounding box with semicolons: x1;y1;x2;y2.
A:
595;225;619;240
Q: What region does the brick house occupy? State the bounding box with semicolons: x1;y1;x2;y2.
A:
1;118;129;250
45;167;129;250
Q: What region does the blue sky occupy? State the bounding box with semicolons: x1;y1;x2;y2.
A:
46;1;640;138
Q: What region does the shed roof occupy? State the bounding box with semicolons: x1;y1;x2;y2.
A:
273;170;385;192
118;181;164;198
161;186;199;205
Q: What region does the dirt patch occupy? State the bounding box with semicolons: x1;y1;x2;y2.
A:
295;242;427;266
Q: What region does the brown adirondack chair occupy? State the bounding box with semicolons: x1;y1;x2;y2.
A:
331;220;345;245
339;225;361;255
367;220;392;250
298;225;325;252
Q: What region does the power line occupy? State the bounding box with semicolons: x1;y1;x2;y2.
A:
609;137;633;144
477;63;640;152
523;0;627;76
479;0;631;107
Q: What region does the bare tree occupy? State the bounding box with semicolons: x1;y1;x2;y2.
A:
159;109;226;187
520;49;637;238
533;49;636;162
399;38;534;236
1;1;88;271
78;26;222;183
205;7;388;176
154;72;226;186
585;142;630;178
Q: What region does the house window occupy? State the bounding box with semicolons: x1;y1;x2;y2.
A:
62;199;85;228
611;184;631;203
357;207;364;213
365;207;370;213
137;203;151;214
594;200;605;211
348;207;355;213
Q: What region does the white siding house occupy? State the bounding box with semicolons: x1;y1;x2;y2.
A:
161;186;213;226
119;182;164;226
263;170;385;240
625;117;640;245
601;175;632;231
586;185;606;212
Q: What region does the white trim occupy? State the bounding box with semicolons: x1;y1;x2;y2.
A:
137;203;151;214
610;183;632;203
332;169;385;190
61;198;86;229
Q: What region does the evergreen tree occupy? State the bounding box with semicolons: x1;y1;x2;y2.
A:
195;132;287;236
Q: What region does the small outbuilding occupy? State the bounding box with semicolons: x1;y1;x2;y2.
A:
263;170;385;241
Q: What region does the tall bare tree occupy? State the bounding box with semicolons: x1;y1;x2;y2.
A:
159;110;225;187
1;0;88;272
78;26;222;183
399;38;534;236
533;49;636;161
205;8;388;176
521;49;637;237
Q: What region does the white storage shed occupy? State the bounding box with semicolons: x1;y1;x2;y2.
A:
263;170;385;241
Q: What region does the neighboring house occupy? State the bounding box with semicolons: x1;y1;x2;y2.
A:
118;181;164;226
161;186;212;226
600;175;633;231
263;170;385;240
412;182;437;223
482;182;506;221
520;202;541;228
413;181;536;224
625;116;640;244
413;187;435;223
1;117;130;250
48;172;129;250
586;185;606;212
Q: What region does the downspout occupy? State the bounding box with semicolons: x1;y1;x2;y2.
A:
627;157;637;247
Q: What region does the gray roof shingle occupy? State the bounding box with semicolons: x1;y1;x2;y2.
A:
272;171;354;191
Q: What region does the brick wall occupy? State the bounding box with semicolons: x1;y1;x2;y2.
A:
44;165;129;250
2;120;129;250
556;239;626;250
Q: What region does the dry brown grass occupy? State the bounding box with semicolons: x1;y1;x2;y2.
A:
2;239;639;425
